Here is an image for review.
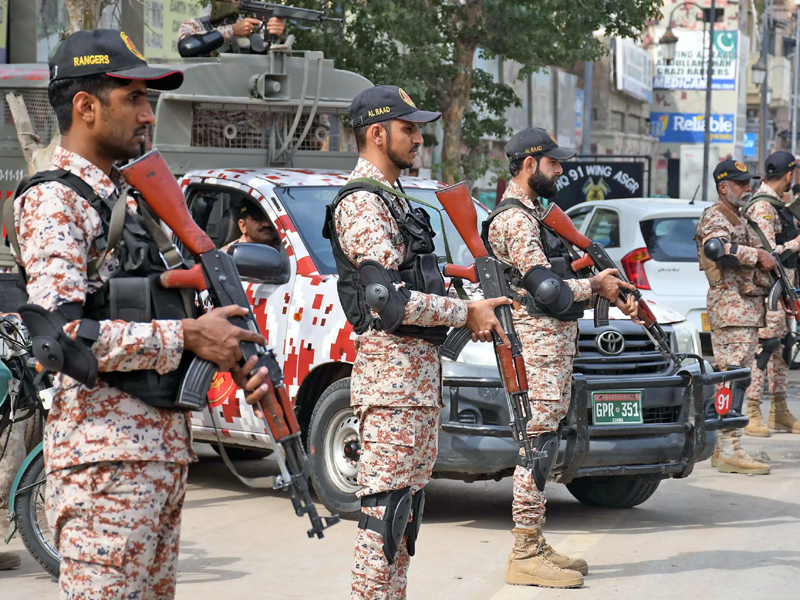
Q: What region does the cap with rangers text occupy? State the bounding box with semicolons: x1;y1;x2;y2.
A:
506;127;576;162
713;159;757;183
349;85;440;128
49;29;183;90
765;151;797;176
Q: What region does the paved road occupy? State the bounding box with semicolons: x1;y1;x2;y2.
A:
3;401;799;599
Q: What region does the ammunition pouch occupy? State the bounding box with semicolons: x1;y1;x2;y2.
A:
406;489;425;558
517;427;562;492
756;338;782;371
359;488;413;565
19;302;99;388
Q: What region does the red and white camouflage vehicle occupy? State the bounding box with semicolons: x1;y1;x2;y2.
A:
178;166;750;520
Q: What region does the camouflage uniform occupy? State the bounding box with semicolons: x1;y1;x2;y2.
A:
743;182;797;421
14;147;194;599
486;182;593;527
697;200;768;458
334;157;467;600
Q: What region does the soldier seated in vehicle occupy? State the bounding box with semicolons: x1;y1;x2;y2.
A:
222;199;281;252
178;0;286;53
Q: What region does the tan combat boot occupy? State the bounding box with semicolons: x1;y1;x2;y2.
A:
539;532;588;575
768;394;800;433
743;399;771;437
716;430;770;475
506;527;584;588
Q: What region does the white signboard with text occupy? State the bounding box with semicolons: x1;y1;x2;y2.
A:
615;38;653;102
653;30;738;91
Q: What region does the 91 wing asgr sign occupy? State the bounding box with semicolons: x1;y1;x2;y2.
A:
555;162;645;210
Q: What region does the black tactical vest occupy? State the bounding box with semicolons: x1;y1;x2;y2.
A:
322;180;449;346
481;198;587;321
16;170;196;410
747;193;800;268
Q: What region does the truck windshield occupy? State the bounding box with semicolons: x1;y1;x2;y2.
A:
640;217;699;262
275;186;487;275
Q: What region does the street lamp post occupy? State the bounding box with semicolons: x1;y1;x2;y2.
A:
659;0;717;202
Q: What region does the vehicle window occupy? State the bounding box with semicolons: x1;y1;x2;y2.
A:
585;208;620;248
641;218;699;262
186;186;272;249
566;206;593;231
274;186;488;275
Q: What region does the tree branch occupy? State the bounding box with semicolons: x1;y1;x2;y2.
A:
5;93;60;175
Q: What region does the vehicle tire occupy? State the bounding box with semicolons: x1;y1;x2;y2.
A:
307;378;361;521
210;445;272;461
566;475;661;509
15;451;60;578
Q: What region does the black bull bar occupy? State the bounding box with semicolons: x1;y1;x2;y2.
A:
441;364;751;484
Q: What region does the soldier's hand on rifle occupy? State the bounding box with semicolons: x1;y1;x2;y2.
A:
231;356;271;417
182;305;267;372
589;268;635;302
614;295;644;325
233;17;265;37
756;248;777;271
465;297;512;347
266;17;286;37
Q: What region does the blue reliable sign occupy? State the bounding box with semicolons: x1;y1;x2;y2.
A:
650;112;735;144
743;132;756;157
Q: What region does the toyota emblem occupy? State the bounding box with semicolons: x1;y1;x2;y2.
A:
597;330;625;355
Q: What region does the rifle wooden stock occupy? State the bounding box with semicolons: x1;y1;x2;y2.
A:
541;203;592;250
570;253;594;272
436;183;489;259
119;150;216;256
159;265;208;292
443;263;478;283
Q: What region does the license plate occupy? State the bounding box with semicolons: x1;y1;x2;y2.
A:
592;391;643;425
701;312;710;332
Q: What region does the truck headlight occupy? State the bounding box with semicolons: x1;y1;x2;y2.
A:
672;320;701;357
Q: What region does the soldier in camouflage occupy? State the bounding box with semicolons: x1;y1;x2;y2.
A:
484;128;639;589
742;151;800;436
12;30;271;599
327;85;511;600
696;160;775;475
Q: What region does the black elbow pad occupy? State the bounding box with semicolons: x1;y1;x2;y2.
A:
522;265;575;315
178;31;224;57
359;260;411;332
703;238;726;261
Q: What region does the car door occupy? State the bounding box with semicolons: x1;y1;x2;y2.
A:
584;207;624;264
182;182;296;447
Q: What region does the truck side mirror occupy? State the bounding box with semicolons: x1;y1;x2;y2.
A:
178;31;224;58
228;243;290;285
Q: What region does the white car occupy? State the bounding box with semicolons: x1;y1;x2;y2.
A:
564;198;710;347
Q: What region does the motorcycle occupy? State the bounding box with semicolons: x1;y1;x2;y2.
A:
0;314;58;577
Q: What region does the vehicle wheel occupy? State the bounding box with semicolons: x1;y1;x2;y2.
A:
307;378;361;521
15;452;60;577
210;445;272;461
566;475;660;508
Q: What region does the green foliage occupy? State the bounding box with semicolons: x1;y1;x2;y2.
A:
291;0;662;181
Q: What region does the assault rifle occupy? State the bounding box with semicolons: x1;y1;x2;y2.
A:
120;150;338;539
211;1;342;50
436;182;537;471
540;204;681;367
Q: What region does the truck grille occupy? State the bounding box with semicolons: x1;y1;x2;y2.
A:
574;329;672;376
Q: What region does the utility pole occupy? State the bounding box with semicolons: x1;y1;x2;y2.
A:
701;0;716;202
759;1;771;169
792;0;800;159
582;61;593;154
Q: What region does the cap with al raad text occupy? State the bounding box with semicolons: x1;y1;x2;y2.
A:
506;127;576;162
49;29;182;90
713;159;758;183
349;85;440;128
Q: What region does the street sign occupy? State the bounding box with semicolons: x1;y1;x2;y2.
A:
650;112;735;144
555;161;645;209
744;132;757;157
715;387;733;416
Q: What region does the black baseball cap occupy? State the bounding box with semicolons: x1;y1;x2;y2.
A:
49;29;183;90
349;85;440;128
506;127;576;162
714;159;757;183
239;199;268;221
765;151;797;176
